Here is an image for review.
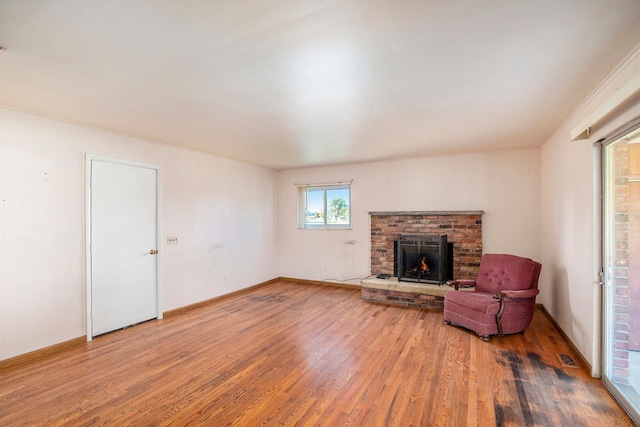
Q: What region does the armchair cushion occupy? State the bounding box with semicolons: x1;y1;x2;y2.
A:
445;291;499;315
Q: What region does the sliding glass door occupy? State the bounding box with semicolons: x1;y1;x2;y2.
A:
602;126;640;422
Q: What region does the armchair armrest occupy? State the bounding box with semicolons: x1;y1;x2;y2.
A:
499;289;540;300
446;279;477;291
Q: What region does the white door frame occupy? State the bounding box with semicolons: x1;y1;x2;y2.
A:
85;154;163;341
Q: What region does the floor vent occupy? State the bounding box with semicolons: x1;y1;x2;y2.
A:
557;353;579;368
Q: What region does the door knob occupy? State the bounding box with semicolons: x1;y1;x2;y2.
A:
150;249;158;255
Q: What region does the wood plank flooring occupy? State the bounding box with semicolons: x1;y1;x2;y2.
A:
0;281;633;426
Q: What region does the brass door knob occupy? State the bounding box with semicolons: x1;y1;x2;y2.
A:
150;249;158;255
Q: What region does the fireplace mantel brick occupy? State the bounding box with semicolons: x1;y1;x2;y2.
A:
370;211;483;280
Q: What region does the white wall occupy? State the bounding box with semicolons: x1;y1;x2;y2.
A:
0;107;277;361
540;47;640;372
277;150;541;284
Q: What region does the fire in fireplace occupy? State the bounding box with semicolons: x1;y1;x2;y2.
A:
395;234;452;285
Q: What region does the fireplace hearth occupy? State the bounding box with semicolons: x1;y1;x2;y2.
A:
396;234;452;285
363;211;483;308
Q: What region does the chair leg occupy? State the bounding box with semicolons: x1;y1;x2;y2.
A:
444;319;452;325
478;334;490;341
495;295;505;335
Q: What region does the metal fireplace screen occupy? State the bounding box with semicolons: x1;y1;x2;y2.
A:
396;234;449;285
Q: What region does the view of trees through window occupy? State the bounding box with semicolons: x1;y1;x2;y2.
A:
301;185;350;228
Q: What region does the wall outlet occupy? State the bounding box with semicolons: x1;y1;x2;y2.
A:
167;236;179;245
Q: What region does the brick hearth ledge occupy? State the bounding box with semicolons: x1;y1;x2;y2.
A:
361;276;459;297
360;276;473;309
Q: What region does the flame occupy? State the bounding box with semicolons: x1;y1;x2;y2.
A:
411;256;430;274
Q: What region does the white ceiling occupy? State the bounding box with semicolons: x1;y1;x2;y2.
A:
2;1;640;169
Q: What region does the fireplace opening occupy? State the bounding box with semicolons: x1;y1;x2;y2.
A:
394;234;452;285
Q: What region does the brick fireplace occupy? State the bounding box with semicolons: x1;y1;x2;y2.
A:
362;211;483;309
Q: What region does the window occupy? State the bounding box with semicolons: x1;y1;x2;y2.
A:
298;183;351;229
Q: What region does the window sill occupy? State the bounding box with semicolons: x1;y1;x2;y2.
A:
298;226;353;230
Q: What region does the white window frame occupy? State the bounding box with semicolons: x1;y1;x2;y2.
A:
297;182;352;229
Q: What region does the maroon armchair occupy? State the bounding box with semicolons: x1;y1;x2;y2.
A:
444;254;541;341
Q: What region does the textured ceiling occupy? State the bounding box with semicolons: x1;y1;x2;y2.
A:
2;0;640;169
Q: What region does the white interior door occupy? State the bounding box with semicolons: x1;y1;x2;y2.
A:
89;159;159;337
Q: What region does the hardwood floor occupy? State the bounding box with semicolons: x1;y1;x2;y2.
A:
0;281;633;426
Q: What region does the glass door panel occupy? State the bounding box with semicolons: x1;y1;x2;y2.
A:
603;127;640;422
